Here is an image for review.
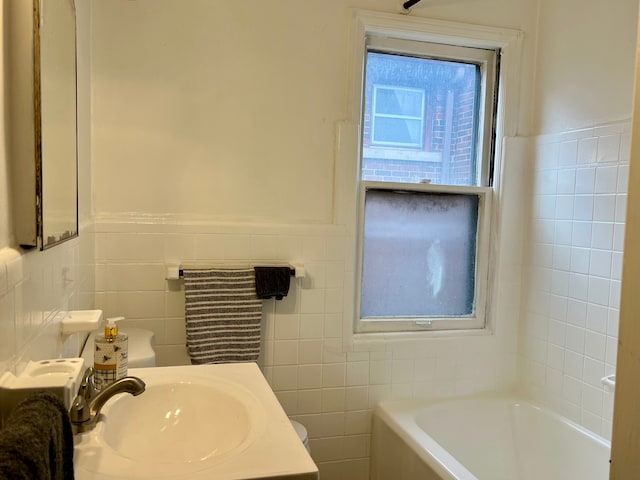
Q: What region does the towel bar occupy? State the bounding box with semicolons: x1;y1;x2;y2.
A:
166;263;305;280
178;267;294;278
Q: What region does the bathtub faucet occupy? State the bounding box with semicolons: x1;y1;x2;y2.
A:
69;367;146;434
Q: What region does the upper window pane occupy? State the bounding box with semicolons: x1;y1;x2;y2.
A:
363;51;482;186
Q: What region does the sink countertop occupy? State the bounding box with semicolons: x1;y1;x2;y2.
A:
73;363;318;480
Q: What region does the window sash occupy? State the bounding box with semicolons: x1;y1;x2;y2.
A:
355;181;492;333
365;36;498;188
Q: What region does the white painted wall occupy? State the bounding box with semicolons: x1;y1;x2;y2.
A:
532;0;639;134
90;0;536;221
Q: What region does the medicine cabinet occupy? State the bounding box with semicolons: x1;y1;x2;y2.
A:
9;0;78;249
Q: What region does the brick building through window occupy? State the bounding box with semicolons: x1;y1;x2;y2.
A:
361;52;479;186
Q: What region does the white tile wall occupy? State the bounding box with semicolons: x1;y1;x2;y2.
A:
91;222;391;477
0;226;95;375
521;121;629;440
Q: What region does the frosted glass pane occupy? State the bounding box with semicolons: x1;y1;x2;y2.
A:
361;189;478;318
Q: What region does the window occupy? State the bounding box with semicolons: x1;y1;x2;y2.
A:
356;31;499;333
371;85;425;148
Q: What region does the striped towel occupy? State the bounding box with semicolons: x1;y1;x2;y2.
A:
183;268;263;364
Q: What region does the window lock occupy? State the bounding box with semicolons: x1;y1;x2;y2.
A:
415;320;433;328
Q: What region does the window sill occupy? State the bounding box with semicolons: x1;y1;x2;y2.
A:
363;146;442;163
348;326;494;350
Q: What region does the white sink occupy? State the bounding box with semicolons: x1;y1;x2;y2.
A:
73;363;317;480
101;381;256;463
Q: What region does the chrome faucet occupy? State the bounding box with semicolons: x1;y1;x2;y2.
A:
69;367;146;434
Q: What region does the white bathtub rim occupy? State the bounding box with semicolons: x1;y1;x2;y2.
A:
373;391;611;480
374;397;477;480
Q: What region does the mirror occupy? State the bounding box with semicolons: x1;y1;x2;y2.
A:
8;0;78;249
37;0;78;248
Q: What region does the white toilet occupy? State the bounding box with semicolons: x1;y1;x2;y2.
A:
290;419;310;453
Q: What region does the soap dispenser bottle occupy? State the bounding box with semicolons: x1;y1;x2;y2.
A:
94;317;128;391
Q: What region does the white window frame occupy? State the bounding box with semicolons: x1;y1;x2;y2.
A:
348;11;523;335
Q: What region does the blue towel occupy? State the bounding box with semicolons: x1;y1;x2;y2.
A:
0;392;74;480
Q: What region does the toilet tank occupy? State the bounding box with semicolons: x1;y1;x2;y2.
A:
82;327;156;368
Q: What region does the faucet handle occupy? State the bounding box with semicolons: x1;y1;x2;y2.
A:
78;366;96;400
69;393;90;425
70;367;96;433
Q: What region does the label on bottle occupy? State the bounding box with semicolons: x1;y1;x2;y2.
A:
94;335;128;390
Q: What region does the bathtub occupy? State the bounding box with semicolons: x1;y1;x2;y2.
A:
370;394;611;480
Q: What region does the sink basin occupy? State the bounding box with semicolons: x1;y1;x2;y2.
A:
73;363;318;480
102;380;256;463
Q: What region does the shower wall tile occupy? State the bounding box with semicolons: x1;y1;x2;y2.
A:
521;120;630;441
577;137;598;164
597;135;621;163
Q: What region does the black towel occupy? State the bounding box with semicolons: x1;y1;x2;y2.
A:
254;266;291;300
0;392;74;480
